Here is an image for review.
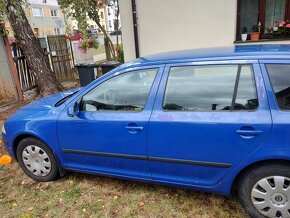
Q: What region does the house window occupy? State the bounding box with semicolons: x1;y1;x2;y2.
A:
54;28;60;35
33;28;39;36
50;9;59;17
237;0;290;39
32;8;43;17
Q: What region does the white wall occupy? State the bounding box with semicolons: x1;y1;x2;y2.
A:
120;0;237;61
28;0;59;6
119;0;290;61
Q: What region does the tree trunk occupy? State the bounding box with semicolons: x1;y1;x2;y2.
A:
6;0;63;96
95;21;116;59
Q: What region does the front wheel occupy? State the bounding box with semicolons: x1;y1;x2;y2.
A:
16;137;59;182
238;164;290;218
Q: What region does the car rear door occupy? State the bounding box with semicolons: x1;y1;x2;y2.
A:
148;61;272;187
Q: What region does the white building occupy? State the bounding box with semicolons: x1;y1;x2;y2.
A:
119;0;290;61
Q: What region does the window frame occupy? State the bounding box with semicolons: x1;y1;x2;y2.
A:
265;62;290;111
32;8;44;17
50;9;59;17
77;67;161;113
161;62;259;113
236;0;290;40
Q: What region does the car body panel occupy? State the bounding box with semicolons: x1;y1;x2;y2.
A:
147;61;272;187
2;45;290;196
56;65;165;179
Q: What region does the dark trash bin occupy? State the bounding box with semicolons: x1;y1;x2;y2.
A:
99;61;121;75
75;63;98;87
75;61;121;87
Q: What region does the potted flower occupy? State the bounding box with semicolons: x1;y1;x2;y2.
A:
267;20;290;37
251;22;261;41
241;26;248;41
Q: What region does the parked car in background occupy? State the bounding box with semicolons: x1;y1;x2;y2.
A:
110;27;121;36
3;44;290;218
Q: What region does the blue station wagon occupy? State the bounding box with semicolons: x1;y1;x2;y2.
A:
3;44;290;218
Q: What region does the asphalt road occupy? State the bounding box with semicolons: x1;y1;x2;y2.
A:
97;34;122;45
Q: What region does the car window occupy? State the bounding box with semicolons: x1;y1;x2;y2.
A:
163;64;258;111
266;64;290;110
80;68;158;112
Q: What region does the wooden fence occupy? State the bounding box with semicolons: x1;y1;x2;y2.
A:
11;43;37;91
9;35;74;92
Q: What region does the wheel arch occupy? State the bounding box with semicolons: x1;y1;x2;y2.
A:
12;133;66;176
231;159;290;194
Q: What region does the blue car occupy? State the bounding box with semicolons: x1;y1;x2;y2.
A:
3;44;290;218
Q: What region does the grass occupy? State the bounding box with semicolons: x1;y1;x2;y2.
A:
0;102;249;218
0;154;249;218
92;44;106;55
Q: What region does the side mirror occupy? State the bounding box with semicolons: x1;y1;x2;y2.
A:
67;102;79;117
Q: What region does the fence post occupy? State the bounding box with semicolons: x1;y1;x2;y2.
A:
3;36;24;102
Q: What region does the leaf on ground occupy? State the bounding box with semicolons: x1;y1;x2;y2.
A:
28;207;34;211
113;195;119;199
12;203;17;207
138;201;145;207
0;155;12;165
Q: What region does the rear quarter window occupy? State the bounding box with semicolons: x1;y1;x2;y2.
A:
266;64;290;110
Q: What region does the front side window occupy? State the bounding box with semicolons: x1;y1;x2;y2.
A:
266;64;290;110
80;69;158;112
163;65;258;111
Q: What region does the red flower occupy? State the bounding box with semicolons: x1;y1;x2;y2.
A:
275;20;280;23
286;24;290;28
281;21;286;25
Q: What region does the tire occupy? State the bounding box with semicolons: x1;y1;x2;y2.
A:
16;137;59;182
238;164;290;218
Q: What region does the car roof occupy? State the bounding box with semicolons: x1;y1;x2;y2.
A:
122;44;290;68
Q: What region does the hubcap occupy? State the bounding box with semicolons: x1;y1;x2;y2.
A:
251;176;290;218
22;145;51;177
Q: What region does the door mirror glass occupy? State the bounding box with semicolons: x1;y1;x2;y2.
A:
67;102;79;117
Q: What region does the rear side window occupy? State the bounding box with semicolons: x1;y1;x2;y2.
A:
163;65;258;111
266;64;290;110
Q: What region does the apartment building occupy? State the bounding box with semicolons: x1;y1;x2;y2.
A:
6;0;65;38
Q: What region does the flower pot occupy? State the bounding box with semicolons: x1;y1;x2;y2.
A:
251;32;260;41
241;34;248;41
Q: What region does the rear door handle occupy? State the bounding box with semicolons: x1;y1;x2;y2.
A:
236;129;263;139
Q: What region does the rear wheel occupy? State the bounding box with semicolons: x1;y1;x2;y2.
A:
238;164;290;218
16;137;59;182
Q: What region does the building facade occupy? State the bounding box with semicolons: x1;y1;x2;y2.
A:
6;0;65;37
119;0;290;61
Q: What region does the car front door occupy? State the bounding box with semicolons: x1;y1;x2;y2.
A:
148;61;272;186
57;66;164;179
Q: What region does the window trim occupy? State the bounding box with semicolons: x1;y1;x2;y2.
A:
32;8;44;17
236;0;290;40
265;63;290;111
78;67;160;113
161;64;259;113
50;9;59;17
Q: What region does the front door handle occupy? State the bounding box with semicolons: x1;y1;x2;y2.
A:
125;124;144;134
236;129;263;139
125;126;144;131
